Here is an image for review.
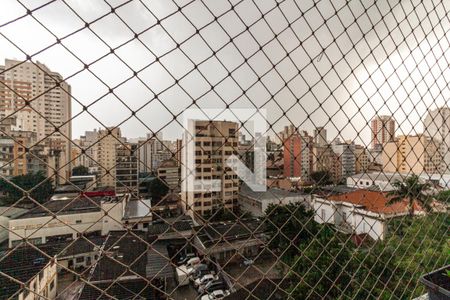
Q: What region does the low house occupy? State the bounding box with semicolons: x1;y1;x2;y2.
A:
8;194;128;247
79;231;172;300
0;206;28;244
123;198;152;230
238;184;310;216
313;189;425;240
0;246;58;299
194;220;266;264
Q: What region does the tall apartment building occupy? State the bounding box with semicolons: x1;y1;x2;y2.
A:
137;132;172;174
0;59;72;182
115;142;138;196
157;159;180;190
283;131;313;181
354;145;370;174
74;129;99;173
96;127;123;188
181;120;239;218
382;135;442;175
371;115;395;149
423;107;450;173
279;124;297;142
313;126;327;146
332;142;356;178
312;144;342;183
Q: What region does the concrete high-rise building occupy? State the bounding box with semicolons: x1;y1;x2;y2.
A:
332;141;356;178
137;132;170;175
312;144;342;183
423;107;450;173
371;115;395;149
279;124;297;142
115;142;139;197
313;126;327;146
354;145;370;174
75;129;100;173
181;120;239;218
382;135;442;175
283;131;313;181
157;159;180;191
96;127;123;188
0;59;72;182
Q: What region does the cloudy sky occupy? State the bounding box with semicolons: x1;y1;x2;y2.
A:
1;0;449;146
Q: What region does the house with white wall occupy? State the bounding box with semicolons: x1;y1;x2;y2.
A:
8;194;128;247
238;184;310;217
313;189;421;240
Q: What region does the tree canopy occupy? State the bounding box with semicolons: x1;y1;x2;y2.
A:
72;165;90;176
310;170;333;186
0;171;53;205
147;177;169;200
387;175;433;215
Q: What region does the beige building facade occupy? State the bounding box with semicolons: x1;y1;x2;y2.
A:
0;59;72;182
382;135;442;174
181;120;239;218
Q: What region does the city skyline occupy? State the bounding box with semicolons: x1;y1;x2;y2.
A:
2;0;449;144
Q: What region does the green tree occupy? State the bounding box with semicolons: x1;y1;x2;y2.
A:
310;170;332;186
264;203;319;257
0;171;53;205
147;177;169;200
387;175;433;216
435;189;450;204
72;165;90;176
289;227;355;299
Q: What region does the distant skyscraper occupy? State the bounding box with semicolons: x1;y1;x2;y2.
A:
181;120;239;218
313;126;327;146
283;131;313;180
115;142;139;197
424;107;450;173
0;59;72;181
96;127;123;188
332;141;356;178
371;115;395;148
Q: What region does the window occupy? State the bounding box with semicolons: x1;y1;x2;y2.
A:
321;209;325;221
75;257;84;263
75;220;82;224
342;212;347;221
50;280;55;291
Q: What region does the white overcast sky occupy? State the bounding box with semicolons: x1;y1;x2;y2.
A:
1;0;450;146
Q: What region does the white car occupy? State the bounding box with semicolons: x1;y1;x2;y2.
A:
194;274;218;288
200;290;229;300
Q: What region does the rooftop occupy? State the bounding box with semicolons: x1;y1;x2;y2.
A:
239;183;308;202
0;246;53;299
146;216;194;236
326;189;421;214
196;219;266;247
0;206;28;219
124;199;151;220
17;196;122;219
92;231;148;281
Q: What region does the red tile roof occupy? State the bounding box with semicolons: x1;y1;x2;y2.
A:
327;189;423;214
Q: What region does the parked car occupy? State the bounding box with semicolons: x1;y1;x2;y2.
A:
194;274;218;288
177;253;196;266
185;257;200;269
200;290;229;300
243;259;254;266
186;261;206;275
190;264;209;279
198;280;226;294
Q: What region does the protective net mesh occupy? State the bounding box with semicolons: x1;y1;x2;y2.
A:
0;0;449;299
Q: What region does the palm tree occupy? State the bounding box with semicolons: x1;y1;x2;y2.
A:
387;175;433;216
